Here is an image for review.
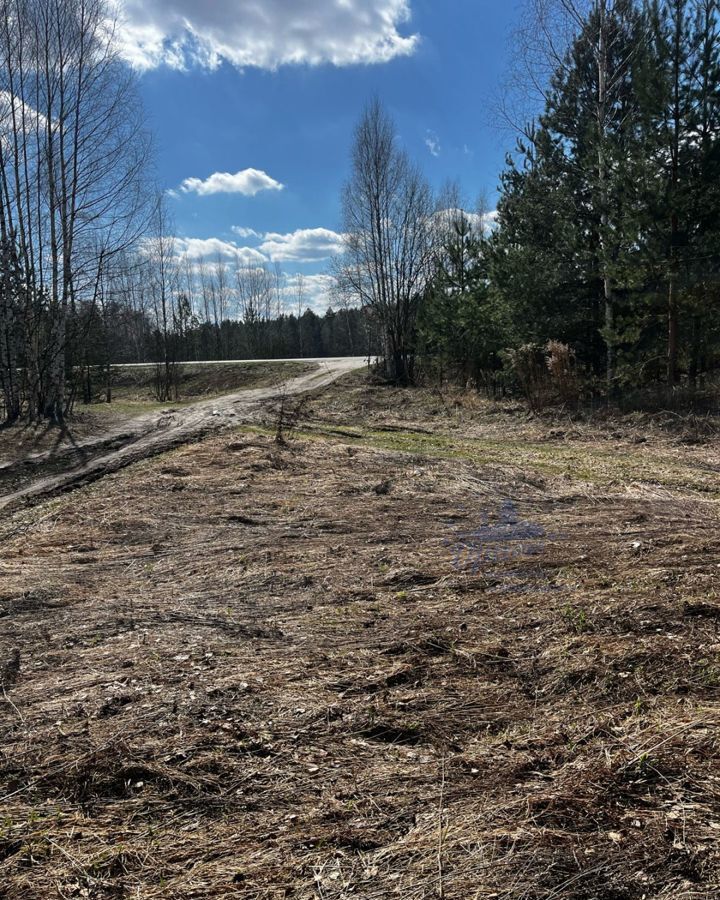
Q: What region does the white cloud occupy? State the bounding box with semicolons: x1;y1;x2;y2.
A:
0;90;51;136
174;236;267;264
180;169;284;197
141;232;340;313
480;210;499;234
435;208;499;237
170;225;347;268
117;0;419;72
425;130;441;157
259;227;345;263
231;226;261;239
282;273;337;313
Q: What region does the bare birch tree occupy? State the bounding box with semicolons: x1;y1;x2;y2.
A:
0;0;150;422
146;198;179;401
338;98;434;384
235;263;274;357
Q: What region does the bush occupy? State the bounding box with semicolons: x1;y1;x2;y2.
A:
503;341;579;411
545;340;579;406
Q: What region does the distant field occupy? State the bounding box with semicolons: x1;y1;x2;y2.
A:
90;360;316;406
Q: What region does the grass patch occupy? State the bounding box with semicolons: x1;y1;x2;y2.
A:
90;360;315;404
257;421;720;497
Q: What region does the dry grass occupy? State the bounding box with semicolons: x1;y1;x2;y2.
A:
2;378;720;898
95;361;315;405
305;371;720;444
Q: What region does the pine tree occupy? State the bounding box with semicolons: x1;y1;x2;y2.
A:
420;209;497;380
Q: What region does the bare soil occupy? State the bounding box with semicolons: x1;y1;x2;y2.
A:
1;373;720;899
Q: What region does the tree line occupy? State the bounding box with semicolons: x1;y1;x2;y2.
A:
339;0;720;400
2;0;719;424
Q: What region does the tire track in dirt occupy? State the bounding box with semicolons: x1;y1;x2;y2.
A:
0;357;365;514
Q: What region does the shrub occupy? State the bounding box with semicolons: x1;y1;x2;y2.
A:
545;340;579;406
502;343;550;411
503;341;580;411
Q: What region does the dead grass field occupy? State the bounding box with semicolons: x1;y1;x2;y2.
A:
2;374;720;899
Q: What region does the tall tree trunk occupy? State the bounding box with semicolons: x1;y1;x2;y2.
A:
597;0;615;389
667;221;679;386
667;2;683;386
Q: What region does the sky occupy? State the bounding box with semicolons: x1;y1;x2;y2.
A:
117;0;523;311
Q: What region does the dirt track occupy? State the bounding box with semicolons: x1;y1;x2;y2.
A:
0;357;365;513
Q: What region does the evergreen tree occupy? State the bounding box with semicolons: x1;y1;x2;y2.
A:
489;0;720;391
420;209;500;380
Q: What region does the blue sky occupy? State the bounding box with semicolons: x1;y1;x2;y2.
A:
120;0;522;310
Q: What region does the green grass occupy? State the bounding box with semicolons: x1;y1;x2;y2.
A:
248;421;720;497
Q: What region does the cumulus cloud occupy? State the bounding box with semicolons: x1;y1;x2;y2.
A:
0;91;50;136
282;273;337;313
117;0;419;72
435;208;499;236
180;168;284;197
174;236;267;265
259;227;345;263
142;232;339;312
481;209;499;233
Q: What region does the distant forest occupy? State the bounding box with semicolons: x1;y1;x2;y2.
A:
89;302;381;365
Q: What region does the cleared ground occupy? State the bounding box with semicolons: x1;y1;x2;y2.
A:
0;361;318;464
0;359;363;511
1;373;720;898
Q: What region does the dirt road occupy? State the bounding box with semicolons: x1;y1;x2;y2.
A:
0;357;365;513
